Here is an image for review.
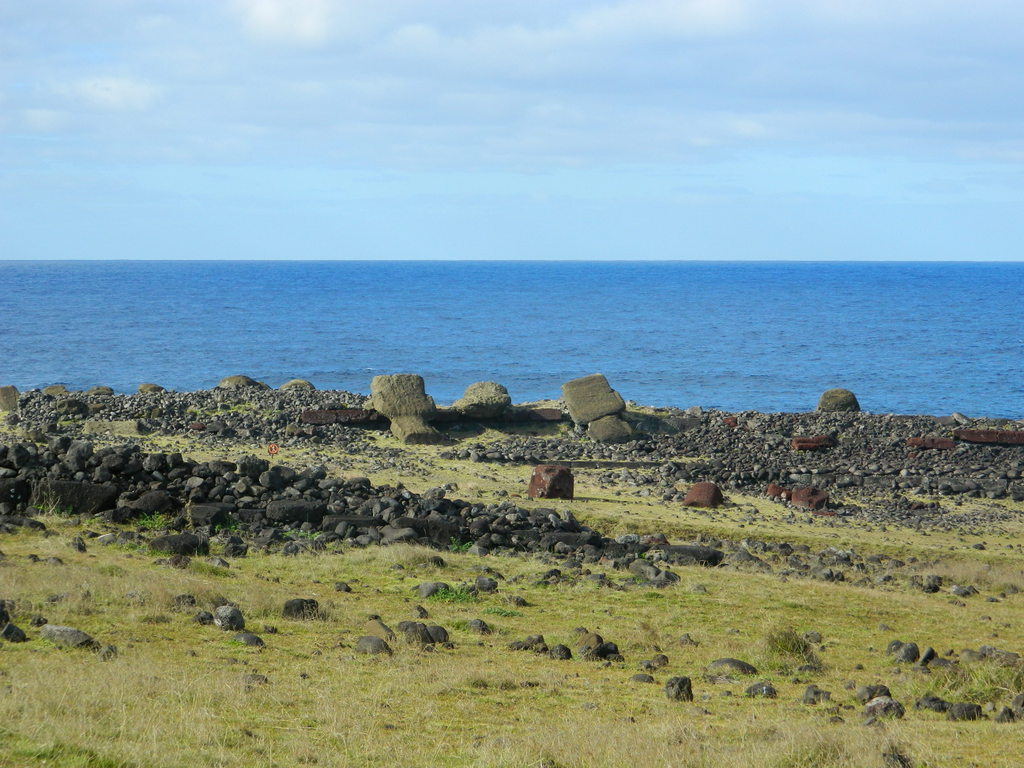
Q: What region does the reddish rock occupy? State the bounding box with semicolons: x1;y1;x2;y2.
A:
188;422;206;431
683;482;724;508
528;465;574;500
791;435;835;451
790;487;829;511
300;409;386;427
723;416;738;428
300;410;337;425
765;483;789;500
906;437;956;450
952;429;1024;446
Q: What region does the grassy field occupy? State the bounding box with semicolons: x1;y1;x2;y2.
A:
3;424;1024;766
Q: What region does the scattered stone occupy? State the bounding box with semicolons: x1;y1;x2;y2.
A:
631;673;655;684
213;605;245;631
864;696;905;719
665;676;694;702
150;532;208;557
40;624;98;650
947;702;983;721
233;632;265;647
355;636;392;655
745;682;777;698
803;685;831;704
282;599;320;620
707;658;758;676
1;622;27;643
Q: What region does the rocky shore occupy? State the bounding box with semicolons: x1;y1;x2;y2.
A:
2;374;1022;590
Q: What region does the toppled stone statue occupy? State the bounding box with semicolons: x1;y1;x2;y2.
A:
368;374;443;444
561;374;631;442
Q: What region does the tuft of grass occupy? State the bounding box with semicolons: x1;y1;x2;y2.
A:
188;561;233;578
481;606;522;617
428;586;476;603
136;513;170;531
448;538;472;553
759;624;821;672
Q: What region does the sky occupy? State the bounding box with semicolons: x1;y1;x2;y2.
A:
1;0;1023;261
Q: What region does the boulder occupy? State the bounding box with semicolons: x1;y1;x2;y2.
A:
0;385;18;412
1;622;27;643
282;598;320;620
452;381;511;419
279;379;315;391
864;696;905;719
214;605;245;631
42;385;69;397
665;676;693;702
30;480;120;516
150;532;208;556
85;386;114;396
587;415;632;442
683;482;724;508
790;487;829;511
707;658;758;675
355;636;392;655
817;388;860;412
189;503;232;528
265;500;326;525
528;465;574;500
561;374;625;425
368;374;442;444
217;375;268;390
41;624;98;650
137;383;164;393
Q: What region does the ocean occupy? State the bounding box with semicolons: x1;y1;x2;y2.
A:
1;261;1021;418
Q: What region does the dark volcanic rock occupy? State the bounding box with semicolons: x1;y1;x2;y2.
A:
150;532;208;556
665;676;693;701
265;500;326;525
282;598;320;620
30;480;119;516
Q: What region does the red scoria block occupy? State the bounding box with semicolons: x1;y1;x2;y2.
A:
906;437;956;450
723;416;738;428
765;483;789;500
790;487;829;511
683;481;724;508
528;465;574;500
791;435;836;451
952;429;1024;446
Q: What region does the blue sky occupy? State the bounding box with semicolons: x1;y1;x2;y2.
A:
2;0;1023;260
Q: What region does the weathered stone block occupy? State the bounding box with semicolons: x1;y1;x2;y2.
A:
790;487;829;511
683;481;724;508
791;435;835;451
561;374;625;425
587;414;632;443
817;388;860;412
0;385;18;412
452;381;511;419
528;465;574;500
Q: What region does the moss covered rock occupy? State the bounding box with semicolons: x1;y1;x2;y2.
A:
279;379;315;391
817;388;860;413
138;382;165;394
561;374;625;425
368;374;442;444
452;381;511;419
217;375;268;390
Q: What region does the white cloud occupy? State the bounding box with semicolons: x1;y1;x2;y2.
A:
230;0;334;45
64;77;159;110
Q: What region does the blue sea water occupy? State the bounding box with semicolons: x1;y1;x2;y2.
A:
0;261;1021;418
